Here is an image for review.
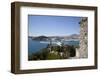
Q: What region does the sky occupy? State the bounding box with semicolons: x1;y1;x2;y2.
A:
28;15;81;36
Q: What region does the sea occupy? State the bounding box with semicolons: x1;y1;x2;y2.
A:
28;38;79;55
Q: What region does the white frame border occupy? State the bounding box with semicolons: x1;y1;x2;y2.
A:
20;6;95;70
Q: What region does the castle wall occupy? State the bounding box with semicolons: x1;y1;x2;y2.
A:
78;17;88;58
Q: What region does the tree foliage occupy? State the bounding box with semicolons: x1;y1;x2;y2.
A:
28;45;76;60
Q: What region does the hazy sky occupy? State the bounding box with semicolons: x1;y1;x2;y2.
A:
28;15;81;36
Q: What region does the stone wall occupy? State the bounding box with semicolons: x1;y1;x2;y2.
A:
78;17;88;58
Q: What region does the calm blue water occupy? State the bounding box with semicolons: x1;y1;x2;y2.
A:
28;38;79;55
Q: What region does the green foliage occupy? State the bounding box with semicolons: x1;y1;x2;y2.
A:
69;45;76;57
28;45;76;60
47;53;60;60
28;48;49;60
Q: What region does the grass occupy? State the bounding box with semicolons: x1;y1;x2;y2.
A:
47;53;60;60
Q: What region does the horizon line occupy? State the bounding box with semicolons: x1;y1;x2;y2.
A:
28;34;80;37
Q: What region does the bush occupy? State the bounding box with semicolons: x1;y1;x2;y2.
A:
28;45;76;60
47;53;60;59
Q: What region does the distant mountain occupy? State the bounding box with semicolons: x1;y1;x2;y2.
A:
29;34;79;41
63;34;79;40
32;36;50;41
70;34;79;39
